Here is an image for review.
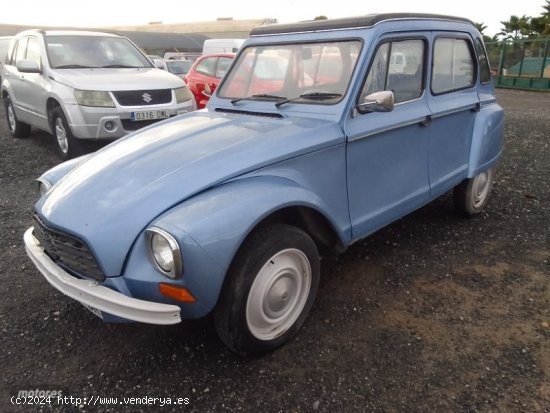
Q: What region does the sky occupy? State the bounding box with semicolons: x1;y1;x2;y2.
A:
1;0;546;36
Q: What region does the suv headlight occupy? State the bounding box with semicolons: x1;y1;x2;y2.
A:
174;86;193;103
146;228;183;279
74;90;115;107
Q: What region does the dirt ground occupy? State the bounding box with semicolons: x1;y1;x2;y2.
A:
0;88;548;412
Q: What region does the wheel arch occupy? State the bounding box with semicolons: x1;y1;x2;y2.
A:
468;103;504;177
150;176;348;313
46;97;62;132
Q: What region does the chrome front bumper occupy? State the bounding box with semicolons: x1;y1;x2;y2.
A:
24;227;181;325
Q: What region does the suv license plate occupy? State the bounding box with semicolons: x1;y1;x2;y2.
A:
131;110;169;121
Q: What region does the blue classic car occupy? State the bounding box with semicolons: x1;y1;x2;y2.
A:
24;14;503;355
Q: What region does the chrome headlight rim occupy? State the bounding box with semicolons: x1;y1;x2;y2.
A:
34;177;52;196
146;227;183;279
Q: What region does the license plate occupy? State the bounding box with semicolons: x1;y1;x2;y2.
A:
130;110;169;121
82;303;103;319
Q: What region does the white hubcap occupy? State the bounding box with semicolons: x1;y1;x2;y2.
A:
246;248;312;341
55;117;69;154
472;169;492;207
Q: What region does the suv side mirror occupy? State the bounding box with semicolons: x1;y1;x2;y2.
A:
357;91;395;113
17;59;41;74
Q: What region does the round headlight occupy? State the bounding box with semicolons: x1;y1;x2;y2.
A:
147;228;183;279
35;178;52;196
151;233;174;273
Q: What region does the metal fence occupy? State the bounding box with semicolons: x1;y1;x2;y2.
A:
486;38;550;91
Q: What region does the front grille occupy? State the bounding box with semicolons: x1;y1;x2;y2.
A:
121;119;164;131
113;89;172;106
32;216;106;282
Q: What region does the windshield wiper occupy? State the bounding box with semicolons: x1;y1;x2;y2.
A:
53;64;95;69
231;94;287;105
275;92;342;107
100;64;141;68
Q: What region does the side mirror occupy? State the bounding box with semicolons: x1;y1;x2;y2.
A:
357;91;395;113
152;59;166;70
17;59;41;74
202;84;212;98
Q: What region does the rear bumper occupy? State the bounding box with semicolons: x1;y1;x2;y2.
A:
24;227;181;325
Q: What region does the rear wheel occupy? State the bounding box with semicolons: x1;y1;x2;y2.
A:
454;168;494;215
4;97;31;138
50;106;84;160
214;224;320;356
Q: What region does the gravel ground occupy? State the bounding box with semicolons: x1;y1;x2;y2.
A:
0;89;548;413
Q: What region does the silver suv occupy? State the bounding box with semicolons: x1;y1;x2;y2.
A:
1;30;196;159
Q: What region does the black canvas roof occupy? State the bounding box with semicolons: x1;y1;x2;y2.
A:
250;13;474;36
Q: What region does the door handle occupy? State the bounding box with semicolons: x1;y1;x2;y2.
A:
420;115;432;127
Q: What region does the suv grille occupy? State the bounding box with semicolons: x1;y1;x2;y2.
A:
32;216;106;282
113;89;172;106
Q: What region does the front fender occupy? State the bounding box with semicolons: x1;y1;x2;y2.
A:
151;175;346;313
39;154;91;187
468;103;504;177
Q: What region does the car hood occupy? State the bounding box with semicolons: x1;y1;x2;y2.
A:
50;67;183;91
36;110;344;276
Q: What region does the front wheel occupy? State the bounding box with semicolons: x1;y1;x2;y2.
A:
214;224;320;356
50;106;84;160
454;168;494;215
4;97;31;138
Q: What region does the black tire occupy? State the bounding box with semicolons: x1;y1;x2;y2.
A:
50;106;84;160
454;168;494;216
214;224;320;356
4;97;31;138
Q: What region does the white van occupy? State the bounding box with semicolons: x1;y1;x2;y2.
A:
202;39;245;55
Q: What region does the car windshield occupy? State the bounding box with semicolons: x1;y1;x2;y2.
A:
218;40;361;105
46;35;152;69
166;60;193;75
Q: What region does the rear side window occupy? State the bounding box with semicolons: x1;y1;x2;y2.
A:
475;38;491;84
432;38;475;94
195;57;216;76
215;57;232;78
361;39;425;104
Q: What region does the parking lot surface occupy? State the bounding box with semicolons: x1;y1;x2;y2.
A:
0;89;548;412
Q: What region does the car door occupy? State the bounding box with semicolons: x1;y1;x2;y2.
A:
426;34;480;197
16;36;48;127
4;37;28;120
345;36;431;239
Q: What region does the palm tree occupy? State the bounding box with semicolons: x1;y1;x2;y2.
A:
474;22;488;34
499;15;532;40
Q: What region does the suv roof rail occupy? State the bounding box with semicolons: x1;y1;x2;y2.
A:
250;13;474;36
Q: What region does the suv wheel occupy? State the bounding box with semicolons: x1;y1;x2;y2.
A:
51;106;84;160
4;97;31;138
214;224;320;356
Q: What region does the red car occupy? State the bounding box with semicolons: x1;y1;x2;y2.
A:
184;53;235;109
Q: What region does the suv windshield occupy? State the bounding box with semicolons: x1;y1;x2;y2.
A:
218;40;361;104
45;35;152;69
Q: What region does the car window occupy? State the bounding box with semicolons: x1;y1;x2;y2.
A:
219;40;361;103
432;38;475;94
195;57;217;76
475;38;491;84
361;39;425;104
15;37;28;64
26;37;41;68
45;35;151;68
166;60;192;75
215;57;232;78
